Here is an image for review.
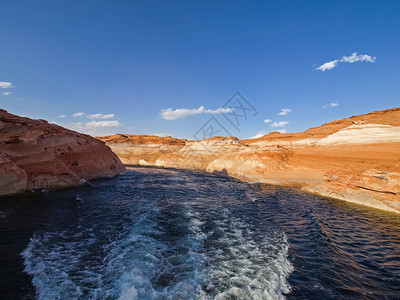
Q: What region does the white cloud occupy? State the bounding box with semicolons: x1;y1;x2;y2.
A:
271;121;289;128
59;114;66;118
66;112;122;135
251;131;269;139
316;60;339;72
86;120;121;128
323;102;339;108
2;91;11;96
64;120;122;136
316;52;376;72
0;82;13;89
72;112;116;120
341;52;376;63
69;122;83;127
278;108;291;116
276;129;287;133
86;113;115;119
160;106;233;120
152;132;168;137
250;127;289;138
263;119;272;123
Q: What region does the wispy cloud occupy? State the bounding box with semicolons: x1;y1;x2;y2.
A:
67;111;122;135
275;129;287;133
73;112;85;117
323;102;339;108
86;113;115;119
251;127;288;138
152;132;169;137
0;81;13;89
86;120;120;128
316;52;376;72
271;121;289;128
278;108;291;116
316;60;339;72
1;81;14;95
67;120;121;129
252;117;290;138
64;120;122;136
72;112;115;119
160;106;233;121
341;52;376;63
251;131;269;139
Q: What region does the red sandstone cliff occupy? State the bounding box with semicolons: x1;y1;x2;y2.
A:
0;109;126;196
98;108;400;213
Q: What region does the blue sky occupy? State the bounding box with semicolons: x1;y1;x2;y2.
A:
1;0;399;139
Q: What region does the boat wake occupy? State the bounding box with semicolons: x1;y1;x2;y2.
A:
21;169;293;299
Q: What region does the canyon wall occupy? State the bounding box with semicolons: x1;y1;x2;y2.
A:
0;109;126;196
99;108;400;213
98;135;186;165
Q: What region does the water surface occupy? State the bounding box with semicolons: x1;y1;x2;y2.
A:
1;167;400;299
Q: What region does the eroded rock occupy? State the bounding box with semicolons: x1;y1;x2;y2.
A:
0;109;126;196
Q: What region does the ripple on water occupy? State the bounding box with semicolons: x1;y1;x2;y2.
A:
200;209;293;300
15;168;400;299
21;169;294;299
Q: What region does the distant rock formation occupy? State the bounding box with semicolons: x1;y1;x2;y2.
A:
99;108;400;213
98;134;186;166
0;109;126;196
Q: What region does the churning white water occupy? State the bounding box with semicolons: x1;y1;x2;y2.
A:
21;168;293;299
12;167;400;299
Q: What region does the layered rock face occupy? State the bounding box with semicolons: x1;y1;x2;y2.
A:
99;108;400;213
98;134;187;165
0;109;126;196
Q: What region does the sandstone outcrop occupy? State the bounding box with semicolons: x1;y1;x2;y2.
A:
98;134;186;165
0;109;126;196
99;108;400;213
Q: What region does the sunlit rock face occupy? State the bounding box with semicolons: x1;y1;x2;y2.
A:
99;108;400;213
0;109;126;196
155;136;244;171
97;134;187;166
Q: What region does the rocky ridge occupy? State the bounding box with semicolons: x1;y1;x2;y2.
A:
99;108;400;213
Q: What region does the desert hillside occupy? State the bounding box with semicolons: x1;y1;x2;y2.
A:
98;108;400;213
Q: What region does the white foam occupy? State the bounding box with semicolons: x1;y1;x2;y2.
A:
201;209;294;299
21;186;293;299
21;203;207;299
119;286;138;300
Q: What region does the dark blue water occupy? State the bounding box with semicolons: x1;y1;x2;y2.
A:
1;167;400;299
